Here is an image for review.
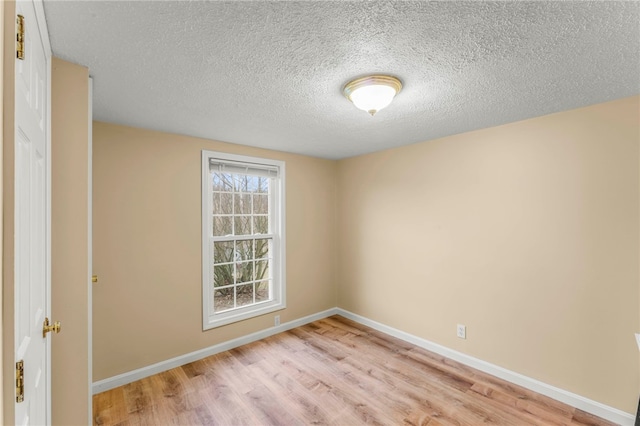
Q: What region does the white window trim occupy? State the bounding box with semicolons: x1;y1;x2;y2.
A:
201;150;286;330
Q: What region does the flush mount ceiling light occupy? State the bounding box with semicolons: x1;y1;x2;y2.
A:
343;75;402;116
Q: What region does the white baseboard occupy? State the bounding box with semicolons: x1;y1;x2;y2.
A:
92;308;339;394
93;306;635;425
336;308;635;426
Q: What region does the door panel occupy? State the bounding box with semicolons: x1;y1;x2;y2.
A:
14;0;49;424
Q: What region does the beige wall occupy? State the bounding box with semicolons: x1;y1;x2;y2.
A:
0;1;5;422
51;57;90;425
337;95;640;414
92;122;337;380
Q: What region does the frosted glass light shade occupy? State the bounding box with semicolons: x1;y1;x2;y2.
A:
343;75;402;116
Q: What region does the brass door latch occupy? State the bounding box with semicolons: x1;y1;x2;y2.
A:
43;317;61;338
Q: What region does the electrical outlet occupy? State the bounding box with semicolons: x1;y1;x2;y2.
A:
274;315;280;327
635;333;640;351
457;324;466;339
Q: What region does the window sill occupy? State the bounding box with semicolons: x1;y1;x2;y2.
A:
203;300;285;330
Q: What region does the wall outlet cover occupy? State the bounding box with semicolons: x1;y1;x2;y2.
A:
635;333;640;351
457;324;466;339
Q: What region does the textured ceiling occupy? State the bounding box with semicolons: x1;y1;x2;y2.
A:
44;1;639;160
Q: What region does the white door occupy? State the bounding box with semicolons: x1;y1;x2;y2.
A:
14;0;51;424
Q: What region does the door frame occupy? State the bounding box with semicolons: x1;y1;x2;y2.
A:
40;0;53;422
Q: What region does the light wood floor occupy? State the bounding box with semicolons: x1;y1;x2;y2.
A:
94;315;617;426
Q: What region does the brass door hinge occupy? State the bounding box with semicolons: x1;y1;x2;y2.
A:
16;14;24;60
16;360;24;403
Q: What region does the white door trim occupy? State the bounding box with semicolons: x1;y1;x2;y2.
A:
36;2;52;421
32;1;50;58
39;0;52;422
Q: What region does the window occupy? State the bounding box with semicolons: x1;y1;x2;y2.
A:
202;151;285;329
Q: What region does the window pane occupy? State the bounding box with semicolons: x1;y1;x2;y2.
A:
256;177;269;194
213;173;234;192
212;192;221;212
235;240;252;260
213;216;232;236
245;175;259;192
234;174;253;192
213;241;234;263
213;265;233;288
253;194;268;214
214;287;234;312
255;259;269;281
234;193;252;215
255;239;270;259
236;284;255;307
235;261;254;284
234;216;251;235
256;280;270;303
212;173;221;188
219;192;233;215
253;216;268;234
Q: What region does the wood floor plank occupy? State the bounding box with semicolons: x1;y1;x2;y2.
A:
198;382;260;425
93;387;128;426
404;346;576;422
181;358;210;391
124;403;166;426
248;356;333;425
466;382;567;426
93;316;618;426
252;337;366;425
121;378;154;416
571;408;618;426
147;367;200;421
304;324;514;425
